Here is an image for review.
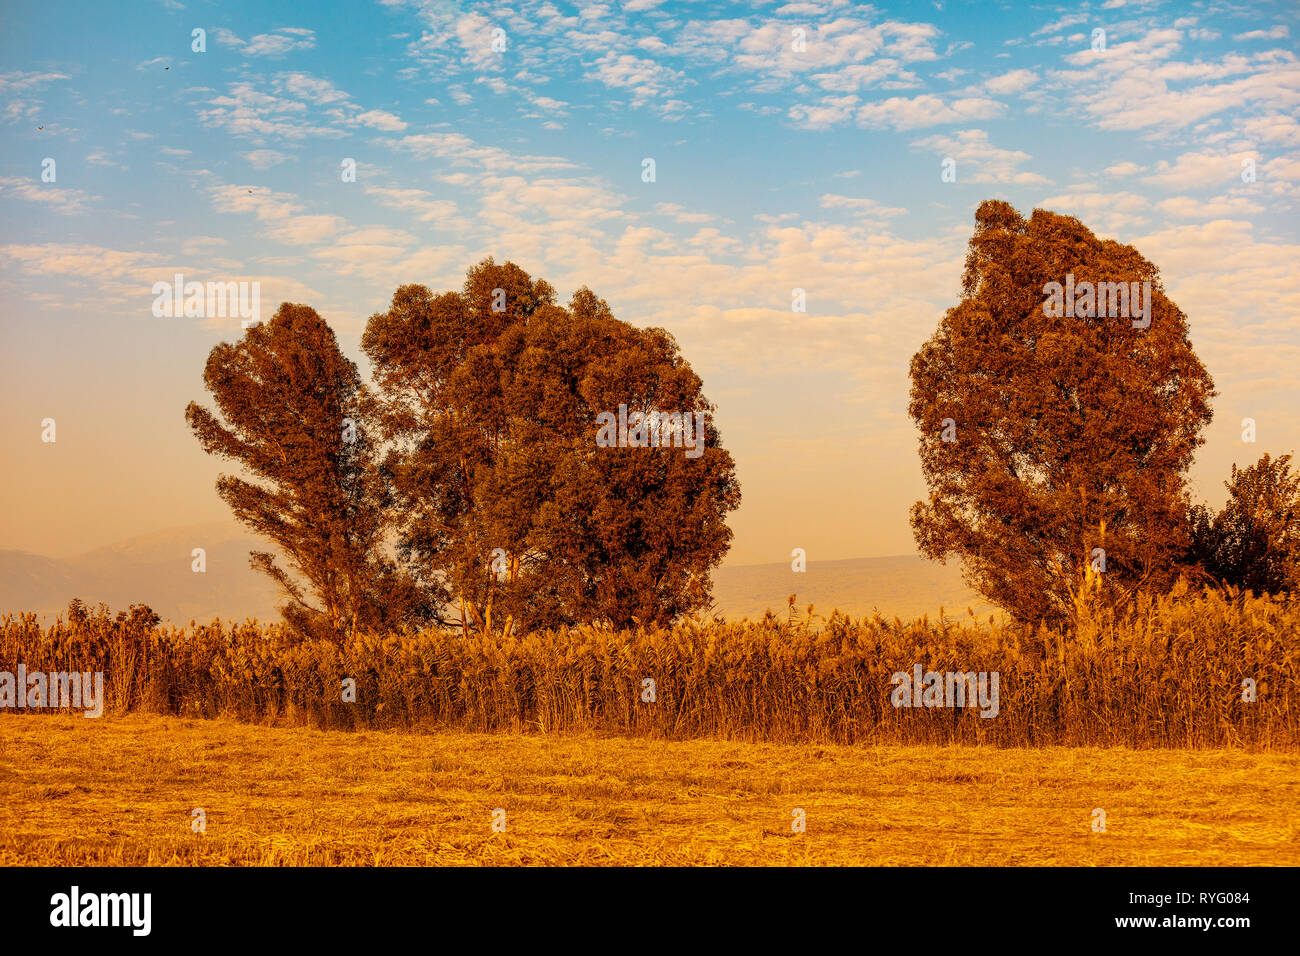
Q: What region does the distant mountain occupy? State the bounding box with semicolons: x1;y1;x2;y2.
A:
0;551;80;614
708;555;998;623
0;522;281;625
1;526;997;627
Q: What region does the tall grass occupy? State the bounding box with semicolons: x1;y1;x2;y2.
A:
1;585;1295;747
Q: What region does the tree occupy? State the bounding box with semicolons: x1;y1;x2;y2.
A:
362;259;741;636
1189;453;1300;595
186;303;437;640
67;599;159;634
909;200;1216;624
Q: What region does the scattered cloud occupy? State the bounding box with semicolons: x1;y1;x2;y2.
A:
214;27;317;57
910;129;1049;184
241;149;291;170
0;176;97;214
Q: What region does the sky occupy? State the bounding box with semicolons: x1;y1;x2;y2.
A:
0;0;1297;565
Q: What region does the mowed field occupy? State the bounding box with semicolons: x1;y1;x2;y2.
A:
1;716;1296;866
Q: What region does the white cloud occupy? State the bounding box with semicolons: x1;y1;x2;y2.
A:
1157;194;1265;218
1054;29;1300;134
1032;14;1089;36
1237;113;1300;147
181;236;228;256
817;194;907;217
585;52;689;115
0;70;69;123
214;27;317;57
654;202;714;224
1105;161;1145;177
363;185;461;223
0;176;96;214
202;74;411;144
241;150;291;170
355;109;407;131
200;82;345;142
278;73;350;105
853;93;1005;130
385;132;577;173
1141;150;1256;190
984;69;1037;95
1234;26;1289;41
1037;187;1151;234
264;215;346;246
209;184;343;245
811;61;911;93
911;129;1048;184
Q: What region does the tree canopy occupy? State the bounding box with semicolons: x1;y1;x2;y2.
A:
909;200;1216;624
185;303;435;639
1190;453;1300;596
362;259;740;636
186;261;743;642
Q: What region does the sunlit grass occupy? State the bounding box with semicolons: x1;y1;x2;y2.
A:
1;715;1296;866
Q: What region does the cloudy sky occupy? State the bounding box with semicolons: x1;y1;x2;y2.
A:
1;0;1297;565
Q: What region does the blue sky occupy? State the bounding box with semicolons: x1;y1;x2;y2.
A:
1;0;1297;563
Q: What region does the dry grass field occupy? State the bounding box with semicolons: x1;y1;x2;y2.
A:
1;715;1296;866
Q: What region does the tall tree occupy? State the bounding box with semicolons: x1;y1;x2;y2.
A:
362;259;740;635
186;303;436;640
1189;453;1300;595
909;200;1216;624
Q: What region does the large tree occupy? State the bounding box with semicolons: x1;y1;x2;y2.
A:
1189;453;1300;595
909;200;1216;624
362;259;741;636
186;303;437;640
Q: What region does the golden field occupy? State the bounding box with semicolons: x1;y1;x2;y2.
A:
0;715;1296;866
2;587;1295;865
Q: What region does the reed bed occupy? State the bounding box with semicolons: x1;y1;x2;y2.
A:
1;586;1295;747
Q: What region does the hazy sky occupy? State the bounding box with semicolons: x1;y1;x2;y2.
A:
1;0;1297;564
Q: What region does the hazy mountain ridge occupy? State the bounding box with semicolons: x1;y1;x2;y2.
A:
1;526;994;626
0;524;282;625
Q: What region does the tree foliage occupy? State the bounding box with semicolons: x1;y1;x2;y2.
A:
362;259;741;636
909;200;1216;624
1189;453;1300;595
186;303;436;640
